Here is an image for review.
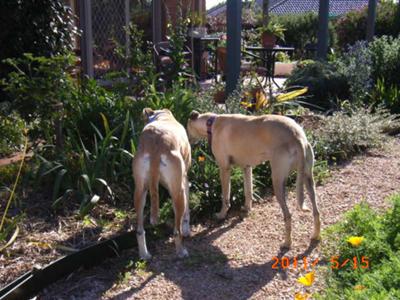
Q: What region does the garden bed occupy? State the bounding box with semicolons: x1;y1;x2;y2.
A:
1;137;399;299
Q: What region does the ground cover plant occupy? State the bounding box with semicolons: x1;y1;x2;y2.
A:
317;194;400;299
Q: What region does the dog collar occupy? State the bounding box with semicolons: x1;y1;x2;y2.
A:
147;112;164;124
206;116;216;146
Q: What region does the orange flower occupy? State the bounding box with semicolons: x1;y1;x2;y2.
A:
198;155;205;162
294;292;312;300
354;284;366;291
347;236;365;247
297;271;315;286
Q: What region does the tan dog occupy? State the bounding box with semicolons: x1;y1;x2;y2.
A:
132;108;191;259
187;112;320;248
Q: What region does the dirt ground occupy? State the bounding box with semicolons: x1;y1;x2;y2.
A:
1;137;399;299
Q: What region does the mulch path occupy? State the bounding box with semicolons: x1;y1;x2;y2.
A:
1;137;399;299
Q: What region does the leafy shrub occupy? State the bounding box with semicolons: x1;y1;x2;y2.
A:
2;54;75;138
36;113;134;215
335;41;373;103
310;106;399;162
285;60;349;111
269;13;336;58
320;194;400;299
368;35;400;88
0;0;77;101
335;36;400;111
335;1;400;49
0;111;25;157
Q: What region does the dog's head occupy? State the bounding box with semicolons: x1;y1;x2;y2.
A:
142;108;173;123
186;110;212;144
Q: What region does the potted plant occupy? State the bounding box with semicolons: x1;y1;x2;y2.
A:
216;34;227;74
258;22;286;48
187;11;207;37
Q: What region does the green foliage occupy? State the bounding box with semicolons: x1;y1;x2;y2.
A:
36;113;134;216
113;22;156;97
269;13;336;58
333;36;400;111
310;106;398;162
0;111;25;157
285;60;349;111
2;53;75;137
335;1;400;49
0;0;77;101
368;35;400;89
319;194;400;299
165;1;192;84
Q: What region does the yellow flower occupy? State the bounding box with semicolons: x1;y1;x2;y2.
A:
347;236;365;247
297;271;315;286
354;284;366;291
240;101;253;108
294;292;312;300
198;155;205;162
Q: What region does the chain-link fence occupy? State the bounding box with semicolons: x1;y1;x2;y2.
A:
90;0;129;78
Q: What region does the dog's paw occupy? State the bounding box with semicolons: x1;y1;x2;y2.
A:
215;211;227;220
298;203;311;212
139;251;152;261
177;247;189;258
182;223;191;238
150;215;159;226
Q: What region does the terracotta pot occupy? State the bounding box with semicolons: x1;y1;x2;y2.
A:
261;32;277;48
216;47;227;73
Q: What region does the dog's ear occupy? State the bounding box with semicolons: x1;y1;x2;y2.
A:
189;110;200;120
142;107;154;121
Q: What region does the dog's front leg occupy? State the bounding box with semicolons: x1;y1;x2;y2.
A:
242;166;253;213
216;167;231;219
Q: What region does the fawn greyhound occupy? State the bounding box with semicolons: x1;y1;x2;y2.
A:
187;111;321;248
132;108;191;259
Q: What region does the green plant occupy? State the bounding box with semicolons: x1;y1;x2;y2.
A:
318;194;400;299
285;60;349;111
36;112;135;216
310;106;399;163
0;0;77;101
257;21;286;41
369;78;400;114
2;53;75;138
0;111;25;157
335;1;400;49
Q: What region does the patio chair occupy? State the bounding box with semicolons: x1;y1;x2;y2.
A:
153;41;193;85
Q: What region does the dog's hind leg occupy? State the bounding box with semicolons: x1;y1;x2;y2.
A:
305;143;321;240
149;155;160;225
215;166;231;220
242;166;253;213
164;151;189;258
134;185;151;260
182;174;191;237
271;156;292;248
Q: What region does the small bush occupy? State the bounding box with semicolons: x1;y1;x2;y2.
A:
0;111;25;157
285;60;349;111
335;1;400;49
269;13;336;58
320;194;400;299
311;106;398;162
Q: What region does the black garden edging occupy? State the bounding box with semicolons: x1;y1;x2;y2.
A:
0;230;141;300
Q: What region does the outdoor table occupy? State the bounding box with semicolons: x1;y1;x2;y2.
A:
192;35;220;81
245;45;295;96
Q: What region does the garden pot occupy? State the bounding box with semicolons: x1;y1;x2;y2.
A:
216;46;227;74
261;32;277;48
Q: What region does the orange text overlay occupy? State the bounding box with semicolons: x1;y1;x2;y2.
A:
271;256;370;270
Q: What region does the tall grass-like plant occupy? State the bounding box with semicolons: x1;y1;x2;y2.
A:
36;112;135;216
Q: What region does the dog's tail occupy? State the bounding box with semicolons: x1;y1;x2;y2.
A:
296;141;308;211
149;153;161;225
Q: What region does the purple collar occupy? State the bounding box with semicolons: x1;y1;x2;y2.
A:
206;116;216;146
